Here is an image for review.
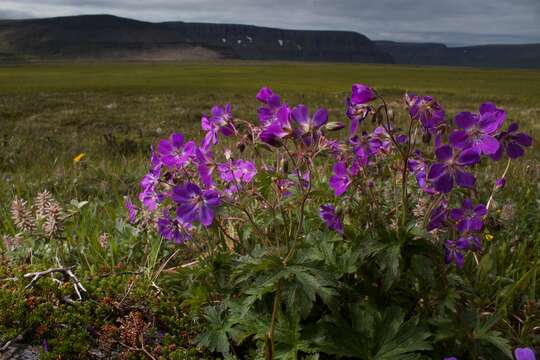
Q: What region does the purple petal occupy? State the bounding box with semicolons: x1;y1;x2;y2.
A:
515;133;532;147
433;172;453;193
479;111;505;134
450;208;464;221
171;133;184;148
507;143;525;158
268;95;281;109
478;135;500;155
428;163;448;180
292;105;309;125
157;139;172;156
479;102;497;114
455;170;476;188
204;190;221;207
514;347;536;360
199;206;214;227
457;148;480;166
469;216;484;231
455;112;476;129
312;108;329;128
435;145;453;162
256;87;273;103
507;122;519;133
474;204;487;217
449;130;469;149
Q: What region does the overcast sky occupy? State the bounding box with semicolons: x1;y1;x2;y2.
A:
1;0;539;46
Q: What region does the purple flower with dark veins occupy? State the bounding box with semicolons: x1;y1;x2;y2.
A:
427;202;448;231
346;84;376;135
428;145;480;193
491;122;533;160
218;159;257;183
157;133;196;169
514;347;536;360
329;162;356;196
291;104;328;145
351;83;376;104
408;157;435;194
139;186;162;212
257;87;283;126
172;183;220;227
259;105;293;146
450;199;487;233
157;210;192;244
449;102;505;155
201;104;237;149
319;204;344;235
444;238;470;268
406;93;445;134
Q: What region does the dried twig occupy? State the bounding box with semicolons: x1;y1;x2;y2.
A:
23;266;86;300
0;328;30;352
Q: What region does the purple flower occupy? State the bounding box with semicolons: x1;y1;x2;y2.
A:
157;211;192;244
218;159;257;183
406;93;445;134
256;87;283;126
449;102;505;155
329;162;354;196
428;145;480;193
444;238;470;268
201;104;237;149
319;204;344;235
140;167;160;192
259;105;293;146
495;178;506;189
351;132;384;167
408;156;435;194
514;347;536;360
450;199;487;233
291;104;328;145
157;133;196;169
139;187;162;212
124;197;138;224
172;183;220;227
428;202;448;231
443;358;458;360
346;84;375;135
351;84;376;105
492;122;533;160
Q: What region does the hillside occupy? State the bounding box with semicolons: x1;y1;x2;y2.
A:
376;41;540;69
0;14;392;63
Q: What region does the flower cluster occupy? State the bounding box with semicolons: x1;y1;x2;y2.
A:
131;83;532;271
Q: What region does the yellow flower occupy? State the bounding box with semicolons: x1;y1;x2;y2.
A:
73;152;86;164
485;234;494;241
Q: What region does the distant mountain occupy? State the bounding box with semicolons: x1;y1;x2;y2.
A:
0;14;392;63
0;14;538;68
375;41;540;69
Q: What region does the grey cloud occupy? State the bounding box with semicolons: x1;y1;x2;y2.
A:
1;0;539;45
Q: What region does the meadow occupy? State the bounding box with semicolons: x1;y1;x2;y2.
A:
0;61;539;359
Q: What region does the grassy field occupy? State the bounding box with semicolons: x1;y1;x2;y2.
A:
0;61;539;358
1;61;538;196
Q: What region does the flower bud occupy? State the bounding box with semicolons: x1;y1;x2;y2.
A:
324;122;345;131
279;158;289;174
495;178;506;190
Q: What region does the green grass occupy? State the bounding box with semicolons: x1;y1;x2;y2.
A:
0;61;539;357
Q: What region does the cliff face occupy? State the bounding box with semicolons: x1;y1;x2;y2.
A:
0;15;393;63
376;41;540;69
